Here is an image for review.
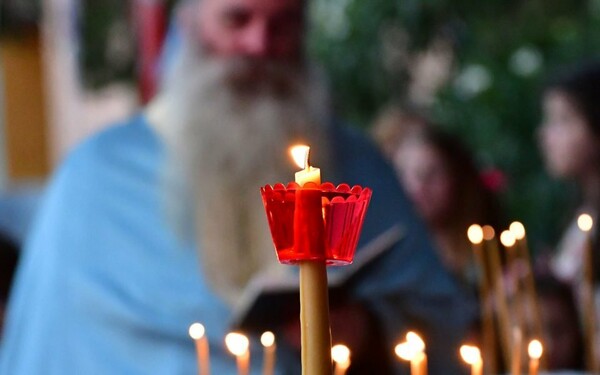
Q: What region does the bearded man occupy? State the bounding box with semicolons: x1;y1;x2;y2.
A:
0;0;474;373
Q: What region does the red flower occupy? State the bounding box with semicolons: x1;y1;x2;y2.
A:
480;168;507;193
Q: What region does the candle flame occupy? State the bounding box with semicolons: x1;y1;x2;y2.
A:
509;221;526;240
331;344;351;364
395;342;418;361
188;323;205;340
225;332;249;357
290;145;310;170
467;224;483;245
578;214;593;232
528;339;543;359
395;332;425;361
406;331;425;351
482;225;495;240
260;331;275;348
500;230;516;247
459;345;481;365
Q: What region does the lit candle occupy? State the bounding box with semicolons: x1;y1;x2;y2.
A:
500;229;518;314
500;230;525;350
527;339;542;375
509;221;544;364
291;145;321;186
331;344;351;375
406;332;427;375
395;343;419;375
483;225;511;371
578;213;599;374
189;323;211;375
460;345;483;375
290;145;332;375
501;231;523;375
468;224;496;375
508;222;525;243
395;332;427;375
261;331;276;375
225;332;250;375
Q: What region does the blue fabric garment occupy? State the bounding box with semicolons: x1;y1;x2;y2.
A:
0;115;475;374
0;184;44;245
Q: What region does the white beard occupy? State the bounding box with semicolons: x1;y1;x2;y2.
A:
148;36;331;304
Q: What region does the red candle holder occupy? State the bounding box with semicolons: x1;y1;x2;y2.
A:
260;182;372;265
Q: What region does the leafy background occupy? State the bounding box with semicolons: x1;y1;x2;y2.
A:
307;0;600;252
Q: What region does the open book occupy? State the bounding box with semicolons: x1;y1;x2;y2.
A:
229;224;405;332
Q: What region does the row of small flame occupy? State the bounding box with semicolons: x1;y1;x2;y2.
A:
394;330;543;375
188;324;543;375
188;323;351;375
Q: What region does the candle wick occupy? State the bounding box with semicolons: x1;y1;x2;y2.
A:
304;150;311;171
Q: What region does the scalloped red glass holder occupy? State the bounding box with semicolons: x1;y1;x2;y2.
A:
260;182;372;265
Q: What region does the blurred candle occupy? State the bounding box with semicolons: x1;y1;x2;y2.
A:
502;230;526;350
407;332;427;375
189;323;210;375
578;213;599;374
395;332;427;375
510;221;544;362
331;344;351;375
468;224;496;374
225;332;250;375
261;331;276;375
460;345;483;375
527;340;542;375
395;342;420;375
483;225;511;371
503;227;524;374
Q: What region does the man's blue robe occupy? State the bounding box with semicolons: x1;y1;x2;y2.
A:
0;115;474;374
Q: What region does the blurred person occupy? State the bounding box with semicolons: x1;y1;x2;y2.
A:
373;113;500;284
538;62;600;369
395;127;502;284
0;0;474;374
370;105;428;159
538;62;600;284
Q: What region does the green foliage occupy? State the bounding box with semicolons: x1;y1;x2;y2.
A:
80;0;135;88
308;0;600;249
